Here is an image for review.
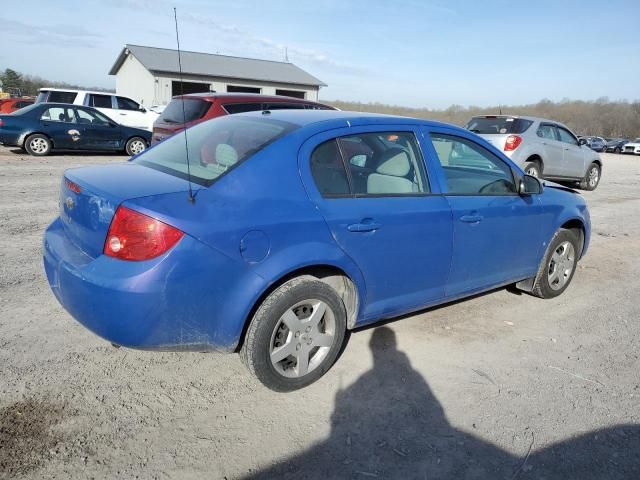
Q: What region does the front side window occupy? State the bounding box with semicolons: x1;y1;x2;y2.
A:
89;94;113;109
75;108;111;126
116;96;140;111
41;107;75;123
133;115;297;186
310;131;429;197
430;133;516;195
557;127;578;145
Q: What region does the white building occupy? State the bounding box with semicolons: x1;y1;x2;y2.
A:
109;44;327;107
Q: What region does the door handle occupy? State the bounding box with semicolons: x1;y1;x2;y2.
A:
460;214;483;223
347;221;381;232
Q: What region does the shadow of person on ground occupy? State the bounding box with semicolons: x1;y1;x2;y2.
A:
246;326;639;479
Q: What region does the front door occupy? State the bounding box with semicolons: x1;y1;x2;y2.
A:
425;129;546;297
299;127;453;322
73;108;123;150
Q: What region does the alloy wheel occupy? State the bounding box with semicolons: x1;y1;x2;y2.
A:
547;241;575;291
30;138;48;154
588;166;599;188
269;299;336;378
130;140;146;155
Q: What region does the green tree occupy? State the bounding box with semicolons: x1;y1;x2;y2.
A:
0;68;23;90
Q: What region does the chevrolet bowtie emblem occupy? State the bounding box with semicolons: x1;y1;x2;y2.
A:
65;197;75;210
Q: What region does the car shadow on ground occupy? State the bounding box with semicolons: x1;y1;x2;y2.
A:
245;327;639;479
7;148;123;157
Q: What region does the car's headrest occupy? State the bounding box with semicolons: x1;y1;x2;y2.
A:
216;144;238;168
376;148;411;177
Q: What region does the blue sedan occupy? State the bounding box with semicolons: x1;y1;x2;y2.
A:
0;102;150;156
43;110;591;391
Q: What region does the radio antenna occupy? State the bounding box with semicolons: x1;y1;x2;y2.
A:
173;7;195;203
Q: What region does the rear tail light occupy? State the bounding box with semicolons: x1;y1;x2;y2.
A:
504;135;522;152
104;206;184;261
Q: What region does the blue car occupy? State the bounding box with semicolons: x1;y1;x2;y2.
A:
0;103;150;156
43;110;591;391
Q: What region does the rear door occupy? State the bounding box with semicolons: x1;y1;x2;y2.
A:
535;123;564;176
424;128;545;296
556;125;586;178
39;106;82;149
299;125;453;322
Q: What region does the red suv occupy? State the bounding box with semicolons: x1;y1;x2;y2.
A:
151;93;335;144
0;97;35;113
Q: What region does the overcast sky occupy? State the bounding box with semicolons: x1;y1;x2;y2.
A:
2;0;639;108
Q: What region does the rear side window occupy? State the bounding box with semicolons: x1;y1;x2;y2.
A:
47;91;78;104
159;99;211;123
537;124;558;140
222;103;264;114
310;140;350;196
89;94;113;109
41;107;75;123
116;96;140;111
310;132;429;197
466;117;533;134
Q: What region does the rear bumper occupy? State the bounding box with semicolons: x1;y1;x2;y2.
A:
43;217;265;352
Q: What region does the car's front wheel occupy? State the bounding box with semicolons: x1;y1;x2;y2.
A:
25;134;52;156
614;147;621;154
125;137;147;156
240;276;347;392
580;162;601;191
530;229;580;299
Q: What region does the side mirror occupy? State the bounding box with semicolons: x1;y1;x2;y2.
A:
139;107;146;113
578;138;587;146
519;174;543;195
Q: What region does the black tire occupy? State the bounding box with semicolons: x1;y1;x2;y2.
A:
530;229;580;299
240;276;347;392
615;147;621;154
24;134;52;156
125;137;147;156
579;162;601;191
523;160;541;178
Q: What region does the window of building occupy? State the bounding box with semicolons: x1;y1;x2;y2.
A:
275;89;306;99
226;85;261;94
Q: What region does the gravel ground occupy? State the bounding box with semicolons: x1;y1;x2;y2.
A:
0;146;639;479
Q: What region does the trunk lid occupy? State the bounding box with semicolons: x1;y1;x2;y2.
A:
477;133;510;151
60;163;196;258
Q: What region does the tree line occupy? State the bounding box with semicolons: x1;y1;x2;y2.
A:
326;98;640;139
0;68;113;98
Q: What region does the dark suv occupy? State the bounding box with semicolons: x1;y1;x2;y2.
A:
151;93;335;144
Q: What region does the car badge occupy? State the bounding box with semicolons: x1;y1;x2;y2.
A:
65;197;75;210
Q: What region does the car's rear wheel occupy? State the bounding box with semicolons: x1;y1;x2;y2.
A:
523;160;541;178
125;137;147;156
580;162;601;191
614;147;621;154
240;276;347;392
25;134;51;156
530;229;580;299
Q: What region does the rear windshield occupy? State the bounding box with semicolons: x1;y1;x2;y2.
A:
465;117;533;135
36;90;78;104
158;98;211;124
134;115;297;186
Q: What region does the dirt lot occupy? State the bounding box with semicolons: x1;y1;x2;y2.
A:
1;146;639;479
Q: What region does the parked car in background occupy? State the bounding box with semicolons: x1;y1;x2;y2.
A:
35;88;158;131
151;93;335;144
44;110;591;391
0;103;150;156
581;136;607;152
0;97;35;113
605;138;629;153
622;138;640;155
465;115;602;190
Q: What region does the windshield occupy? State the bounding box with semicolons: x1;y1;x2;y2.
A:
465;117;533;135
134;115;298;186
158;98;211;124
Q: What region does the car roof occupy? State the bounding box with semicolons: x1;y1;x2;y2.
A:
39;87;116;96
236;109;456;131
471;114;574;131
174;92;330;104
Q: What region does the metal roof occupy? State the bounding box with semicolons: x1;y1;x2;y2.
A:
109;44;326;87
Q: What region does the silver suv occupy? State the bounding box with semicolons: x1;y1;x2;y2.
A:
465;115;602;190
